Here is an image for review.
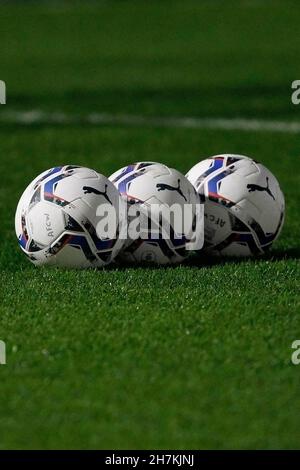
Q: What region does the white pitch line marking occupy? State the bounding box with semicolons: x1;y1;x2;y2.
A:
1;110;300;133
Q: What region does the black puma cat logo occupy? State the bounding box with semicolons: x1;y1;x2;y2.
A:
156;179;187;201
247;177;275;200
83;185;112;204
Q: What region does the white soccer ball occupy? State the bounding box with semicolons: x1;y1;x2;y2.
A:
186;154;285;256
109;162;202;264
15;165;125;268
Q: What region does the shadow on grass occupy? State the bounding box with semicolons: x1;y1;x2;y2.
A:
106;246;300;271
185;246;300;268
2;247;299;275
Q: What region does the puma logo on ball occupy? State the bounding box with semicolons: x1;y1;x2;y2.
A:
156;179;187;201
247;177;275;200
83;185;112;205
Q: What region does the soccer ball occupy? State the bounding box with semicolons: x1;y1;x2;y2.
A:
109;162;203;264
15;165;125;268
186;154;285;256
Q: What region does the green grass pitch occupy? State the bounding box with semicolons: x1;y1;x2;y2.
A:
0;0;300;449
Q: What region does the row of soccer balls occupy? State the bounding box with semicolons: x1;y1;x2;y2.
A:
15;154;285;268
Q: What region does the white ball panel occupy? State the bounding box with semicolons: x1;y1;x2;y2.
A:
27;202;66;246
